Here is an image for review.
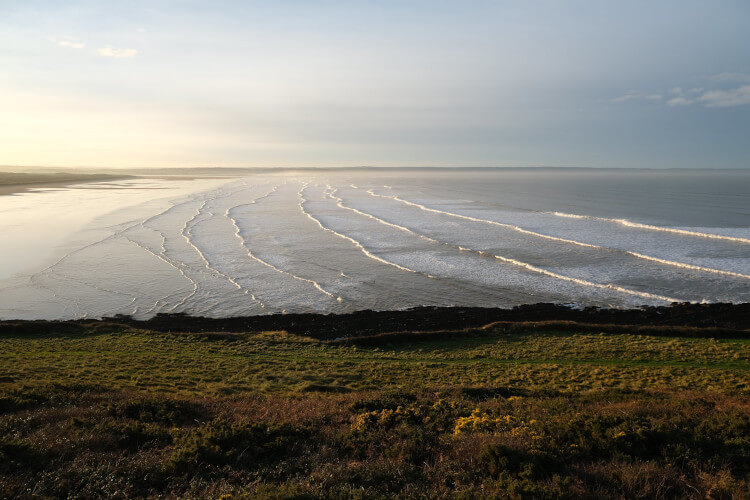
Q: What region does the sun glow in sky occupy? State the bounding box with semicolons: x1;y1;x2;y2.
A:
1;1;749;169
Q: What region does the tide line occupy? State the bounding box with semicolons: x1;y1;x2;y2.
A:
299;184;437;279
551;211;750;244
331;188;679;303
182;186;271;310
226;185;342;302
366;188;601;248
32;185;230;283
123;234;199;314
362;187;749;280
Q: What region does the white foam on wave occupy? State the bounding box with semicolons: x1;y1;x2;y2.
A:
140;199;238;315
366;188;602;249
298;184;436;279
624;251;750;279
26;185;227;301
182;186;268;310
552;211;750;244
479;250;678;303
134;183;281;316
366;187;750;280
333;187;679;303
226;183;342;302
123;234;199;314
327;186;438;245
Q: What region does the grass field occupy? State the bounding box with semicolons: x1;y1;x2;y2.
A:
1;323;748;498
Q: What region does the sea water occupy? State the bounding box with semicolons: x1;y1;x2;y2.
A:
0;169;747;319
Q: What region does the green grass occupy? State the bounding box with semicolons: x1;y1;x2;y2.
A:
1;328;747;395
1;325;748;498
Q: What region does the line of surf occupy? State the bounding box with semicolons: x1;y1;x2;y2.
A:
137;233;200;314
298;184;437;279
30;184;235;284
47;270;137;301
323;185;536;303
123;234;200;314
327;186;439;246
365;188;599;249
27;270;83;318
551;211;750;244
363;187;749;280
225;185;341;301
182;187;270;311
330;188;679;303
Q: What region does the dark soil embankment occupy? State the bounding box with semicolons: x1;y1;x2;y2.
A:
1;302;747;340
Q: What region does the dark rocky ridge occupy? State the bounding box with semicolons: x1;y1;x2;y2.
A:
1;302;747;340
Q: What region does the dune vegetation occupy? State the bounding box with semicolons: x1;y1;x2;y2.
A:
0;171;127;188
0;320;748;498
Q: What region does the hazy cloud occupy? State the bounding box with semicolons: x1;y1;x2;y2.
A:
666;97;693;107
97;46;137;58
611;92;662;103
615;78;750;109
710;72;750;83
697;85;750;108
58;39;85;49
610;92;640;103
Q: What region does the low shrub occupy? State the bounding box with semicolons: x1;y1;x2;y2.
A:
453;409;540;440
107;398;203;426
0;393;44;414
542;410;750;472
169;419;310;473
0;436;40;473
70;417;171;450
348;391;418;413
479;443;573;498
459;386;528;401
341;398;465;464
480;444;566;479
0;384;105;414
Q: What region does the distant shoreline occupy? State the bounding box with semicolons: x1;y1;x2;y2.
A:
0;172;133;196
2;166;748;177
0;172;248;196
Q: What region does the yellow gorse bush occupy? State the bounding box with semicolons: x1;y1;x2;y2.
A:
350;399;459;433
351;405;425;432
453;409;540;440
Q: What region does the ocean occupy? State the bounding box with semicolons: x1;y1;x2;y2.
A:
1;169;748;319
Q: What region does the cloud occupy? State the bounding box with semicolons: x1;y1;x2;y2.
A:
97;46;138;58
610;92;640;103
696;85;750;108
611;92;662;103
666;97;692;107
613;77;750;109
58;39;85;49
709;73;750;83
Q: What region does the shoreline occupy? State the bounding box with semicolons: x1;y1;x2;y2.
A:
0;175;133;196
3;302;747;339
0;174;242;196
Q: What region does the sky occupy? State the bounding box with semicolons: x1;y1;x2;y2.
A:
1;0;749;169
